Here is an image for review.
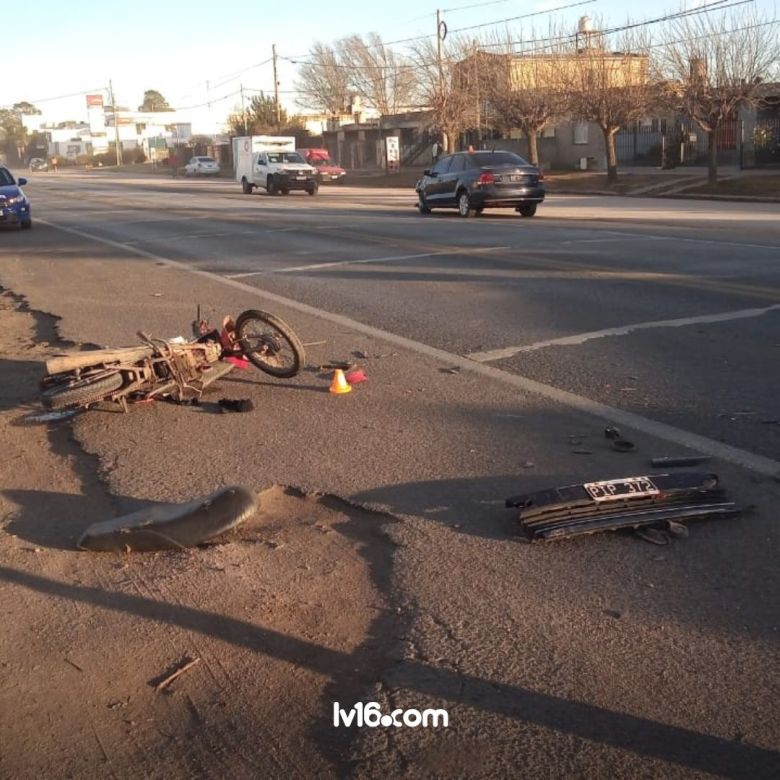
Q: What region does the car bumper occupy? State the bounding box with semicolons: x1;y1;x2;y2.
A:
317;172;346;183
275;174;317;190
470;185;545;207
1;203;30;224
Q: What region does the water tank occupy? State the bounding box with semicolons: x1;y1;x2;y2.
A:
578;15;595;34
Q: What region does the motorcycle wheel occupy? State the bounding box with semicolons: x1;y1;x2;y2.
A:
41;372;124;410
235;310;305;378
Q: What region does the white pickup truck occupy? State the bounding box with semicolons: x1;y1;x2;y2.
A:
234;136;318;196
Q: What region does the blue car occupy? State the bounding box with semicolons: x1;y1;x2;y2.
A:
0;166;32;229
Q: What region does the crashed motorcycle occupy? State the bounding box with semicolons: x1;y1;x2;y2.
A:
40;309;305;411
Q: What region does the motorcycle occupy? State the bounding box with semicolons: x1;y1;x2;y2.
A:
40;309;305;411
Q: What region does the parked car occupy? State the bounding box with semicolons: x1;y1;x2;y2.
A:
416;150;544;217
29;158;48;172
0;166;31;229
298;148;346;183
184;156;220;176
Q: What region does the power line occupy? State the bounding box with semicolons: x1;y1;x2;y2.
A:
1;87;106;110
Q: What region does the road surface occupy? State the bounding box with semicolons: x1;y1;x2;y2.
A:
0;170;778;779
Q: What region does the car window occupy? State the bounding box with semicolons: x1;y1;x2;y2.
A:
0;168;15;185
470;151;528;166
448;155;467;173
431;156;452;175
198;157;214;163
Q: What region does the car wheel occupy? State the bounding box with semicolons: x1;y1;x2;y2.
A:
457;190;476;218
418;193;431;214
307;184;318;196
516;203;537;217
241;178;252;194
267;176;278;195
474;207;484;216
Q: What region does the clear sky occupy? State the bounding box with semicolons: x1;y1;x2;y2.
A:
6;0;777;126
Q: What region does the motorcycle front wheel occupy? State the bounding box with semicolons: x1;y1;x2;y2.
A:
41;372;124;410
235;310;305;378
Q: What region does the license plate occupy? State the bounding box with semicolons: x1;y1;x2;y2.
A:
509;174;526;183
296;175;307;180
583;477;659;502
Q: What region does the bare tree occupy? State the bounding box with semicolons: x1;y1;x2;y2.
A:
563;26;657;181
294;42;352;115
407;36;476;152
338;33;416;116
481;30;570;165
657;9;780;184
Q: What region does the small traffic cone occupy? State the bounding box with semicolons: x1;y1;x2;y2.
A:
330;368;352;395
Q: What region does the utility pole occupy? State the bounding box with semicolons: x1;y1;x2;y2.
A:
436;9;444;87
108;79;121;167
272;44;281;125
240;84;247;135
473;40;481;146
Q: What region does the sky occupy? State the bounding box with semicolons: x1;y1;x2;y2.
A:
6;0;778;128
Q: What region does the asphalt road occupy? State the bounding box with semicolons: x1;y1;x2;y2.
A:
1;170;779;778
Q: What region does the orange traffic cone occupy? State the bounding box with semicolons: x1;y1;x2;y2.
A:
330;369;352;395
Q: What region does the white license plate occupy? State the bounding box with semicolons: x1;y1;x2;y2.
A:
296;176;307;180
583;477;659;502
509;174;526;183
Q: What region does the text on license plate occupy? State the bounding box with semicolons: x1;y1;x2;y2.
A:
509;174;528;182
583;477;659;502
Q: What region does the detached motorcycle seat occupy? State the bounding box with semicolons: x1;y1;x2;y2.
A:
78;486;257;552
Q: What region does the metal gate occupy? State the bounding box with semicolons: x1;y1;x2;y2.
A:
754;118;780;166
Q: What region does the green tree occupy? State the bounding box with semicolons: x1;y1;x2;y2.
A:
0;109;27;162
13;101;41;115
139;90;173;112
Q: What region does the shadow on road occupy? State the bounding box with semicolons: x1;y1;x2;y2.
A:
1;563;776;779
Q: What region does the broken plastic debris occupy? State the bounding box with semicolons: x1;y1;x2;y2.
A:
77;486;257;552
218;398;254;413
345;369;368;384
651;456;711;468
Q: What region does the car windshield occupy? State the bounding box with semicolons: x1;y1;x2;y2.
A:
268;152;304;164
311;158;333;166
0;169;16;186
197;157;215;163
470;151;528;167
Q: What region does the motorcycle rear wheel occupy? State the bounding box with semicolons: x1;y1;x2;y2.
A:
235;310;305;378
42;372;124;410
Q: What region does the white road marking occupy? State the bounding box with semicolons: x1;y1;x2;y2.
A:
272;245;511;274
271;252;446;274
37;218;780;477
467;304;780;362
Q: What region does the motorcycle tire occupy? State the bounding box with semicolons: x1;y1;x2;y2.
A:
41;372;124;410
235;310;305;378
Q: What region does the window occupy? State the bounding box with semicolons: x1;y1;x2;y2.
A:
542;125;556;139
470;151;527;166
448;155;467;173
573;122;589;145
431;156;452;175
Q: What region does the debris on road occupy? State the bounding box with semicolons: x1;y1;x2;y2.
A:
77;486;257;552
330;369;352;395
218;398;254;413
345;369;368;385
506;472;740;542
604;426;621;440
440;366;461;374
611;439;637;453
152;656;201;693
651;455;712;468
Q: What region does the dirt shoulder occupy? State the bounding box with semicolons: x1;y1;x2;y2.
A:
0;289;399;779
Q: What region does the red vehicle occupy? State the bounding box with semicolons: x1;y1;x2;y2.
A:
298;148;346;184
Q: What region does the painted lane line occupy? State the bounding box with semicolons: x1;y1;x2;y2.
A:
272;245;511;274
271;252;446;274
37;218;780;478
468;304;780;362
